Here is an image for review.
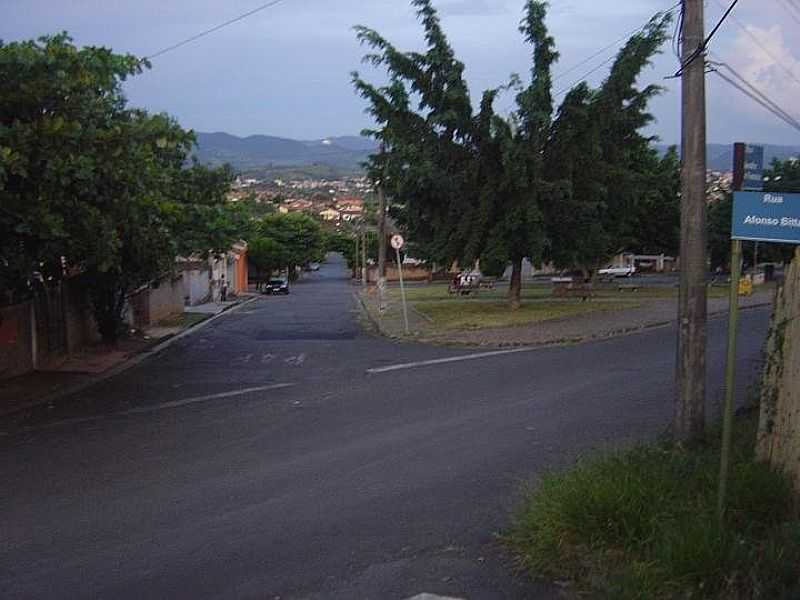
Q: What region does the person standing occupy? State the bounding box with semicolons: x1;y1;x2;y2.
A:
220;274;228;302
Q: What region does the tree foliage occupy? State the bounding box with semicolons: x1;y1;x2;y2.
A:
353;1;672;306
257;213;323;280
0;34;239;340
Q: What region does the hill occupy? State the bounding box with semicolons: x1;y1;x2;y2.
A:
656;143;800;171
192;132;379;173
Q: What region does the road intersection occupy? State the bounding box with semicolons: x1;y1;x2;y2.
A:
1;255;770;599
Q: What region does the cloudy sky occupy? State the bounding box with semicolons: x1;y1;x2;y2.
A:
2;0;799;146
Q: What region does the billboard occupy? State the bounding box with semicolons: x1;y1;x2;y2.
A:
732;191;800;244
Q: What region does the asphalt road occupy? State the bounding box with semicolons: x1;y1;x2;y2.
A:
0;254;771;599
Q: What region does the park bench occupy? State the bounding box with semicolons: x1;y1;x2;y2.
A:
617;283;640;292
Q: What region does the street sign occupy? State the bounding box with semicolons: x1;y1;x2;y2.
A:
731;191;800;244
743;144;764;191
390;234;405;250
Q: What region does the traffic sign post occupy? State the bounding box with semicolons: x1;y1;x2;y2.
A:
390;235;410;335
718;144;800;523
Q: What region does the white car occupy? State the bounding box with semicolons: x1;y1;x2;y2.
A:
598;265;636;278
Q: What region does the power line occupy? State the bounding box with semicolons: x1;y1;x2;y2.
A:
711;0;800;88
674;0;740;77
553;55;617;98
145;0;289;60
550;2;682;99
552;2;681;84
709;62;800;133
774;0;800;26
714;69;800;132
709;53;800;126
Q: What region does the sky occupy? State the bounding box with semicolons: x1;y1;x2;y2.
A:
2;0;800;146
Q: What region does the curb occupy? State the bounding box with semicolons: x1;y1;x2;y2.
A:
1;296;260;420
365;299;775;350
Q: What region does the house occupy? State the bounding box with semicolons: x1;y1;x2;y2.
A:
279;199;314;214
178;242;249;306
335;196;364;213
340;209;363;223
319;207;341;222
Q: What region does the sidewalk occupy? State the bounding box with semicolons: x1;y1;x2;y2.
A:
360;286;775;347
0;296;255;420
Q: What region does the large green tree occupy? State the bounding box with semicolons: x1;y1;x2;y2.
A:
353;1;671;307
258;213;323;280
542;15;673;278
0;34;239;341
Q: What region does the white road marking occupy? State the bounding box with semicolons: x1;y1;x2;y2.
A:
284;353;307;366
366;347;540;374
18;383;296;432
123;383;295;414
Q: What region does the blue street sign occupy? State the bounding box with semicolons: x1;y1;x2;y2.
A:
732;191;800;244
743;144;764;191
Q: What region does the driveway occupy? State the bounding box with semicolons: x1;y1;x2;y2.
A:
0;254;771;599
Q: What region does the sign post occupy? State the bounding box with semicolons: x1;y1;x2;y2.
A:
391;234;410;335
718;143;800;522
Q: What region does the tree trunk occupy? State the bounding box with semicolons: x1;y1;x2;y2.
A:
509;257;523;311
757;248;800;502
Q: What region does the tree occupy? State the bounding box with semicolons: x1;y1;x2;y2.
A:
354;1;671;307
258;213;323;280
248;236;286;281
0;35;239;341
707;193;733;271
542;15;672;278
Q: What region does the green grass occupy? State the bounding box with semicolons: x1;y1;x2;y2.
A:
389;281;775;303
414;300;638;331
507;416;800;599
155;312;209;329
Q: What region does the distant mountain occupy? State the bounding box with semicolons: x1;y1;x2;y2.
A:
656;143;800;171
192;132;378;172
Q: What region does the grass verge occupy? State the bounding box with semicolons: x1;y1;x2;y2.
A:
414;300;638;331
155;312;209;329
506;415;800;599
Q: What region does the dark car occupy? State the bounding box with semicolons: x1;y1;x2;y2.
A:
264;278;289;295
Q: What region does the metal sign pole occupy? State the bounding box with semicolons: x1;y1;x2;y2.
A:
396;247;410;335
717;142;747;523
717;238;742;522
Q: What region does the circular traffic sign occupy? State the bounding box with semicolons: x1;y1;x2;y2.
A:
390;234;405;250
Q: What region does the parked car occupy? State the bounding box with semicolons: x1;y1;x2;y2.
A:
598;264;636;278
264;278;290;295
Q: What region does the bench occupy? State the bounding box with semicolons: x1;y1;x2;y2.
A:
617;284;640;292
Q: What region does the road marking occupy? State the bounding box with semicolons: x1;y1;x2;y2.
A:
284;353;307;366
367;347;539;374
11;384;296;434
122;383;295;415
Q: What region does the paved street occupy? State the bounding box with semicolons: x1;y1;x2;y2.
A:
0;255;771;599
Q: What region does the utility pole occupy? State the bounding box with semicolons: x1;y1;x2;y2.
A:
675;0;708;442
361;226;368;289
377;184;387;312
354;232;360;283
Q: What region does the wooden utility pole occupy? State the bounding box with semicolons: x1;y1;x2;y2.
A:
675;0;708;442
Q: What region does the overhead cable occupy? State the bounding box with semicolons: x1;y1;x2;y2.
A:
145;0;289;60
710;66;800;133
711;0;800;88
